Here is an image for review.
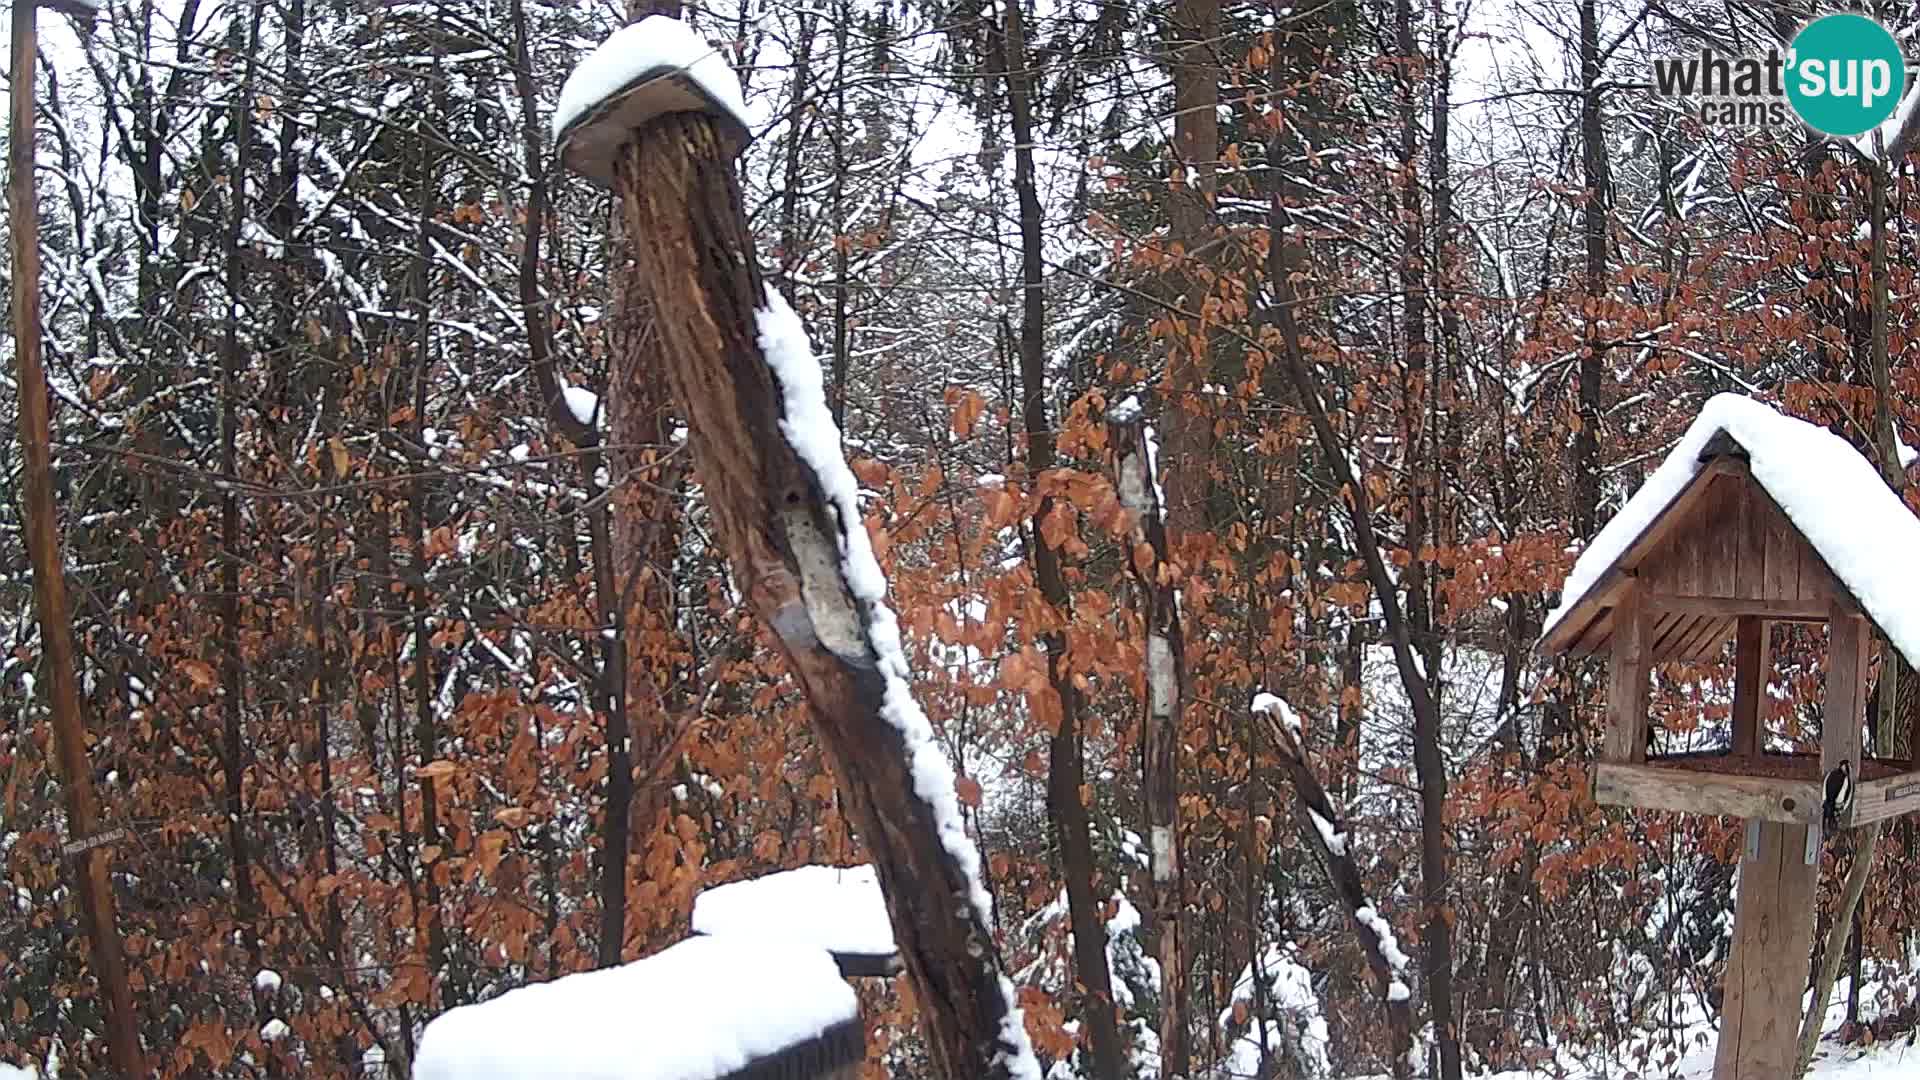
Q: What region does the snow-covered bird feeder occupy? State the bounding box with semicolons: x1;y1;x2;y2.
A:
692;864;901;978
411;936;864;1080
1541;394;1920;831
552;16;753;188
1539;393;1920;1078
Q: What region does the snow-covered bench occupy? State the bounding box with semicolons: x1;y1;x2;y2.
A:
692;864;900;979
411;936;862;1080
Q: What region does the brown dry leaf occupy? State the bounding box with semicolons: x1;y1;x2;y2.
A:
954;775;983;808
493;807;531;829
180;659;217;690
415;760;456;781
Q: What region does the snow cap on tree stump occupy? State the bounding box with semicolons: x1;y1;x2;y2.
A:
552;15;753;187
411;936;862;1080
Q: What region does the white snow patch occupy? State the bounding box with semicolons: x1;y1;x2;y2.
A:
692;864;895;959
260;1019;290;1042
753;288;1040;1079
1307;809;1347;856
563;385;601;428
1107;394;1143;424
552;16;752;142
253;969;282;993
1355;904;1411;974
1543;394;1920;670
1251;691;1302;738
412;936;856;1080
0;1066;36;1080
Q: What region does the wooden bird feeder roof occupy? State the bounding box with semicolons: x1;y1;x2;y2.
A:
1538;395;1920;835
1541;400;1920;669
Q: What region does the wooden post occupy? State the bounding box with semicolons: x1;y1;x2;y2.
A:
1604;583;1650;762
1731;617;1770;758
1714;822;1818;1079
586;109;1032;1078
9;1;144;1075
1825;606;1868;827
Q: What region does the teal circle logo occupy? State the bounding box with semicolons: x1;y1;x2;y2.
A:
1786;14;1906;137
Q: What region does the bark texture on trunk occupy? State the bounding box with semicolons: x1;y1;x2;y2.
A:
604;112;1031;1080
995;3;1127;1074
1109;411;1190;1077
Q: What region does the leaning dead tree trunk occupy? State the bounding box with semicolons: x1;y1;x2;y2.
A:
1107;404;1190;1074
1253;696;1414;1078
553;28;1039;1078
9;1;144;1074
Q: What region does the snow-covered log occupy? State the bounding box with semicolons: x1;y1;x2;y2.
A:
1252;694;1416;1077
553;17;1038;1080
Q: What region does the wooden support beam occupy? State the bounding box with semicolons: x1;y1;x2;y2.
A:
1730;617;1770;758
1593;763;1817;824
1646;595;1829;621
1713;821;1818;1079
1604;583;1651;763
1852;770;1920;827
1824;605;1868;828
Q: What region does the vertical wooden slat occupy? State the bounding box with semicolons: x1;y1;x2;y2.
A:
1762;500;1797;604
1713;821;1819;1079
1824;606;1867;826
1735;482;1764;599
1606;585;1651;764
1731;617;1769;758
1720;478;1751;595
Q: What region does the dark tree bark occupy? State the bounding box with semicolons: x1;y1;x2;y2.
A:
993;4;1128;1075
596;110;1034;1080
1574;0;1610;539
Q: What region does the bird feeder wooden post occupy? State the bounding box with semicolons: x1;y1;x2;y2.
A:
1541;398;1920;1079
553;28;1033;1080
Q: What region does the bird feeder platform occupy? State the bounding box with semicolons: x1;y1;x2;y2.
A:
1540;395;1920;1080
555;66;750;188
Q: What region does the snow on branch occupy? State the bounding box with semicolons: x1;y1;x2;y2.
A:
754;288;1041;1079
1251;692;1418;1049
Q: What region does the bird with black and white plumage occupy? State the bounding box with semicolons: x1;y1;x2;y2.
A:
1824;759;1855;832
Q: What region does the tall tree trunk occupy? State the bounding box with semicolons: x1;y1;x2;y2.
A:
995;4;1128;1075
218;0;267;1033
9;4;144;1073
406;62;453;1006
1573;0;1610;539
584;96;1040;1075
1109;411;1190;1078
1160;0;1220;537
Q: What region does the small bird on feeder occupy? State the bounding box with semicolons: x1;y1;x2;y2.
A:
1823;760;1854;832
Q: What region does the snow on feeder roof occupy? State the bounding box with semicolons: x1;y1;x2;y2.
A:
693;864;900;977
1541;393;1920;671
411;936;861;1080
553;15;753;187
1539;392;1920;834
